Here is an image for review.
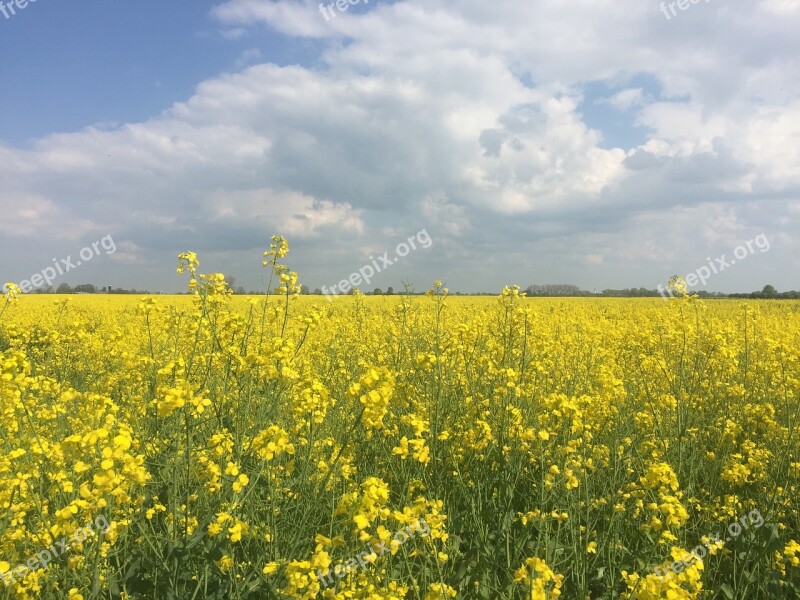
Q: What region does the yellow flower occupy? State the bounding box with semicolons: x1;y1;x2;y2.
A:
156;380;197;417
251;426;295;461
232;473;249;493
74;461;91;473
410;437;430;464
3;283;21;304
347;367;395;432
354;513;371;530
392;436;410;459
564;469;579;490
177;251;199;275
514;557;564;598
228;519;248;543
216;555;234;573
424;583;457;599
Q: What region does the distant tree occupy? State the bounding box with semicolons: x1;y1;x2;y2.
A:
225;275;236;290
386;287;394;295
373;288;382;295
300;285;310;295
762;285;777;297
313;288;322;295
73;284;96;294
235;286;246;295
56;283;72;294
526;284;585;297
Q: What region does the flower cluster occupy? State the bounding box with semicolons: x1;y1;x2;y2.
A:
0;238;797;598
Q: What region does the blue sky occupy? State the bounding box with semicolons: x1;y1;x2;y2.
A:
0;0;321;144
1;0;798;294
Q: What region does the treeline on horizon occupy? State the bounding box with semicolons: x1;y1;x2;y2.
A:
18;282;800;299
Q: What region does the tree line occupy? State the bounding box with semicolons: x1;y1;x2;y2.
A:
21;282;800;299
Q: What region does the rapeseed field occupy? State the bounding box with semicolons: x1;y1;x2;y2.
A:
1;238;799;599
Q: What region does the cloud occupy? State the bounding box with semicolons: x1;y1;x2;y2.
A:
1;0;799;292
604;88;646;110
204;188;364;238
219;27;249;40
234;48;263;69
212;0;335;38
421;192;471;236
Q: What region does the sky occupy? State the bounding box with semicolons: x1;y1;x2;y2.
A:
0;0;798;295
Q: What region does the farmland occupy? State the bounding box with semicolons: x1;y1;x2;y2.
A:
1;245;799;599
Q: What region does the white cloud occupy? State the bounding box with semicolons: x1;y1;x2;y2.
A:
204;188;364;238
605;88;646;110
1;0;799;292
421;192;471;236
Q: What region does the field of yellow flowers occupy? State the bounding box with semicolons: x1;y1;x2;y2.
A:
1;238;800;599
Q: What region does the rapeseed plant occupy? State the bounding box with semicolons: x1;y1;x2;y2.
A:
0;239;798;597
